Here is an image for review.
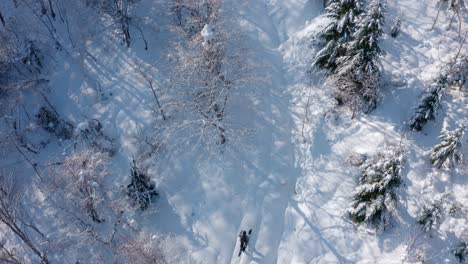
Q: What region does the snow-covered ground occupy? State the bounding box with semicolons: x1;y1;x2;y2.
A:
1;0;467;263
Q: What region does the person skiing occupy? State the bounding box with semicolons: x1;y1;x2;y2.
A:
238;230;250;256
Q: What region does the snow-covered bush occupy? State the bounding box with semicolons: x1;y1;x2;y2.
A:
431;124;465;169
117;233;167;264
36;106;74;139
452;241;468;263
331;64;379;115
313;0;365;73
347;153;367;166
48;150;110;223
390;17;401;38
348;146;404;231
169;0;218;36
21;41;44;73
416;202;442;232
75;119;115;155
126;160;158;210
447;53;468;90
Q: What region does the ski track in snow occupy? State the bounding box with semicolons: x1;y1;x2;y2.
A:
231;1;330;263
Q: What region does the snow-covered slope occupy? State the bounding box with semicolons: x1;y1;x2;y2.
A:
1;0;467;263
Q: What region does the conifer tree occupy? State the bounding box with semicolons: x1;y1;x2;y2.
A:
313;0;365;73
337;0;385;74
416;202;442;232
452;241;468;263
431;124;465;169
348;147;403;231
390;17;401;38
408;78;446;131
447;53;468;89
333;0;385;112
408;54;466;131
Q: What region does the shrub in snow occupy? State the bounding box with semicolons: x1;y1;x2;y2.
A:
48;150;109;223
347;153;367;166
416;202;442;232
448;201;463;215
331;71;378;114
117;233;167;264
36;106;73;139
21;41;44;73
452;241;468;263
348;146;403;231
390;17;401;38
447;53;468;90
127;160;158;210
313;0;365;73
431;124;465;169
75;119;115;155
170;0;219;36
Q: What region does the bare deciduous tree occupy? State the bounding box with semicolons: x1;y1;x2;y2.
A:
47;150;110;223
163;0;259;150
117;233;167;264
83;0;145;48
431;0;466;35
0;240;25;264
0;172;49;263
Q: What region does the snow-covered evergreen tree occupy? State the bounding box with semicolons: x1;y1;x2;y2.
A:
452;241;468;263
431;124;465;169
313;0;364;73
408;79;445;131
390;17;401;38
408;53;466;131
416;202;442;232
333;0;385;112
337;0;385;74
127;160;158;210
348;147;404;231
447;53;468;90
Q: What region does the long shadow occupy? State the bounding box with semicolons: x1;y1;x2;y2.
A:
289;201;352;264
244;248;264;263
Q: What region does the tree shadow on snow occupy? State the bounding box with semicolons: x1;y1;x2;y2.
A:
289;201;353;264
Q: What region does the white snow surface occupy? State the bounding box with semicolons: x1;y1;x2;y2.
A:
201;24;215;43
1;0;467;263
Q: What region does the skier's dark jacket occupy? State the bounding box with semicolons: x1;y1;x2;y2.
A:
239;231;249;244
